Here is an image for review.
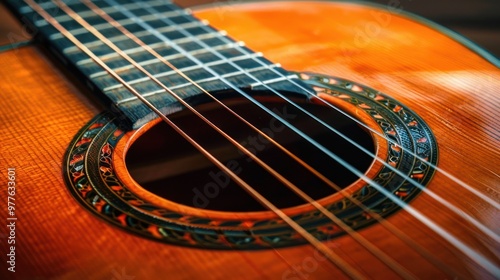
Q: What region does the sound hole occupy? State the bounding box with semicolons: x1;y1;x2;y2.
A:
126;95;375;212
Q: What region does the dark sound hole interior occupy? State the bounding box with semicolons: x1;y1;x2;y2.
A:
126;95;375;212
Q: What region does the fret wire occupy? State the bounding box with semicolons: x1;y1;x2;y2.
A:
63;22;138;52
66;32;144;53
36;9;109;26
250;74;299;88
64;23;218;55
192;19;310;90
49;21;129;40
20;0;169;14
54;19;134;41
131;0;277;77
89;42;243;78
108;66;266;106
113;66;274;105
103;0;299;102
103;52;265;91
75;41;167;65
73;23;209;65
206;32;315;93
75;41;240;78
83;38;249;90
104;63;273;103
115;64;285;105
158;2;328;106
50;10;189;41
23;0;300;123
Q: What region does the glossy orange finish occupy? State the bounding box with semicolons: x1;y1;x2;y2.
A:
0;1;498;279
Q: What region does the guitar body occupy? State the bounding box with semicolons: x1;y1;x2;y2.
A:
0;1;498;279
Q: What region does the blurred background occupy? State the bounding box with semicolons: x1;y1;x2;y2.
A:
1;0;499;58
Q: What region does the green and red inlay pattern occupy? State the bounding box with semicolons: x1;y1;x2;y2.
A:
63;73;438;249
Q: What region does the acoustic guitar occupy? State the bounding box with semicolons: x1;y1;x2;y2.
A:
0;0;498;279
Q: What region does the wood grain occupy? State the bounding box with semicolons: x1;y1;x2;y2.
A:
0;1;498;279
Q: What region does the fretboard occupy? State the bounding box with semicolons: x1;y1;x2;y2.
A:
6;0;311;128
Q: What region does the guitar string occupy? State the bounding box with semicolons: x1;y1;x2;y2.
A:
93;0;500;249
105;0;498;256
26;0;426;278
25;0;498;276
50;1;418;278
143;0;500;224
132;0;500;240
25;0;370;278
37;0;497;214
79;0;472;277
174;3;500;211
99;0;500;274
108;0;500;252
35;0;496;276
66;0;488;278
78;0;496;278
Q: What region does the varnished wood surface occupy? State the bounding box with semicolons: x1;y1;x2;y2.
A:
0;1;499;279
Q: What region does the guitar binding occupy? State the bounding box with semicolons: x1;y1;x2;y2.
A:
62;72;438;249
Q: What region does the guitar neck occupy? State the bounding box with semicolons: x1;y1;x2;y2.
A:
6;0;309;128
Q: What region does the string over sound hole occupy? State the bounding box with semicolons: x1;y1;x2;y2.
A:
126;95;375;212
63;73;437;249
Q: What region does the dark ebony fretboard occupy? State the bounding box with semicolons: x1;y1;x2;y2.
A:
7;0;311;128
